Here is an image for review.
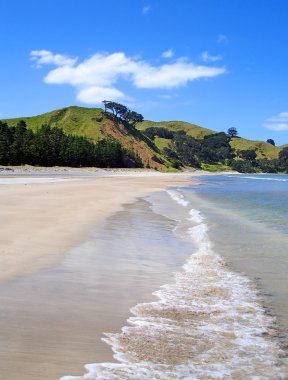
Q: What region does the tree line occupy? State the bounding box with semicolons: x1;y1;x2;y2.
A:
0;121;142;168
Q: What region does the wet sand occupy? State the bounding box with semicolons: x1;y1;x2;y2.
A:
0;171;194;379
0;171;191;282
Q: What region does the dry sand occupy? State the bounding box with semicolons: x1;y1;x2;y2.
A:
0;171;193;283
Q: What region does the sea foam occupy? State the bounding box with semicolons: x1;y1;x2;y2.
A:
166;190;189;207
60;189;287;379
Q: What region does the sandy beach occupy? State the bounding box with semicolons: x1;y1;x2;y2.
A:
0;170;192;283
0;169;199;379
1;170;288;380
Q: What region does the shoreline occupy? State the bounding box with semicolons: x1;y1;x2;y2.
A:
1;170;287;379
0;170;196;283
0;180;198;380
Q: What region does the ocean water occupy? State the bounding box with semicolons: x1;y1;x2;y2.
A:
61;174;288;380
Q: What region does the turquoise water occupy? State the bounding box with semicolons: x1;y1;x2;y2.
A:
189;174;288;234
63;174;288;379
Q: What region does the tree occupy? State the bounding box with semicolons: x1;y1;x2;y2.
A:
163;147;179;160
227;127;238;137
124;111;144;126
266;138;275;146
216;146;235;162
199;146;218;163
0;121;12;164
238;149;257;162
144;127;174;140
102;100;144;128
257;159;278;173
279;147;288;161
102;101;128;119
114;103;128;119
201;132;234;163
230;160;256;173
16;120;27;132
173;134;201;167
9;120;29;164
278;147;288;172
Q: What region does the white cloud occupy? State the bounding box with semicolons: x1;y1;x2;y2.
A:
158;94;178;99
201;51;222;62
132;60;225;89
162;49;174;58
30;50;77;68
30;50;226;104
77;86;126;104
217;34;228;44
263;112;288;131
142;5;151;14
44;52;137;86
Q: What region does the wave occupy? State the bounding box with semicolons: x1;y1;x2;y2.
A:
228;175;288;182
166;189;189;207
60;191;287;379
187;208;204;224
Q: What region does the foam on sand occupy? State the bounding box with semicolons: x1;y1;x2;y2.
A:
61;190;287;379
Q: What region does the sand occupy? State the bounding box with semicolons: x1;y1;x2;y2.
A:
0;171;192;283
0;170;197;380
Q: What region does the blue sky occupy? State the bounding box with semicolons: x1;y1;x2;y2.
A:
1;0;288;145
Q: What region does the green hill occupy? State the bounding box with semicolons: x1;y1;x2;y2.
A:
3;106;167;170
137;120;214;139
230;137;281;160
2;105;285;170
3;106;106;141
136;119;281;160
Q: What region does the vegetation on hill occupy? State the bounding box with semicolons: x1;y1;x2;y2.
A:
140;122;287;173
138;117;288;172
137;120;214;139
3;105;166;170
1;102;288;173
0;121;142;168
143;129;234;169
230;137;280;160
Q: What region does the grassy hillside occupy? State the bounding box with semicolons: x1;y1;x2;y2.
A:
230;137;281;160
3;106;168;170
137;120;214;139
3;106;107;141
154;137;172;150
137;120;282;160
